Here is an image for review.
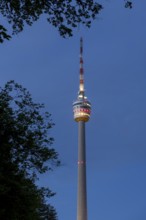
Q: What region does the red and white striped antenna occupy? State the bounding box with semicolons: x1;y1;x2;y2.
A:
79;37;84;94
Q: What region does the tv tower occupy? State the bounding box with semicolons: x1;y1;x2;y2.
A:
73;38;91;220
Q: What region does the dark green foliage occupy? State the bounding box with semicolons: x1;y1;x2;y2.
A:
39;203;57;220
0;24;11;43
0;0;103;42
125;1;133;9
0;0;134;43
0;81;59;219
0;172;58;219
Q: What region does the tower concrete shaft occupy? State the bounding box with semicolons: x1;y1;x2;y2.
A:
77;121;87;220
73;38;91;220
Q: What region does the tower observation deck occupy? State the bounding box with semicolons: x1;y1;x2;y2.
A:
73;38;91;122
73;38;91;220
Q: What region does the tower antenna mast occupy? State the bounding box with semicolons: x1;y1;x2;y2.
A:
79;37;84;94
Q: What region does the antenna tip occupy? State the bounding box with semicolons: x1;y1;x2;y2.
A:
80;37;83;54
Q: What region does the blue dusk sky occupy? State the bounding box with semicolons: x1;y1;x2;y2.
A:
1;1;146;220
